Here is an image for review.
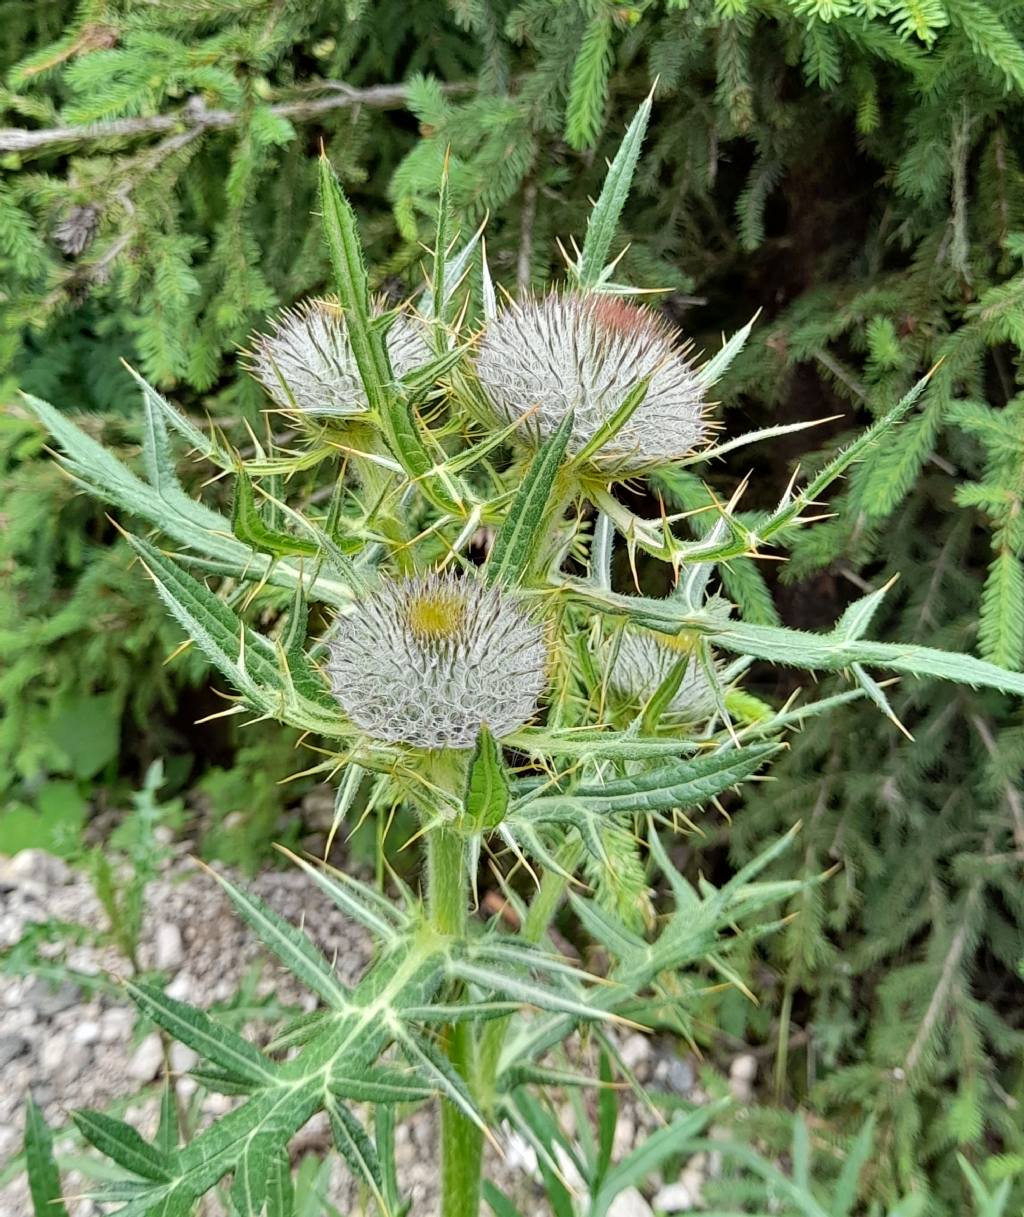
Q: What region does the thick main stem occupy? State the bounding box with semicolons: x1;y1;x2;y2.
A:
427;829;483;1217
476;837;584;1108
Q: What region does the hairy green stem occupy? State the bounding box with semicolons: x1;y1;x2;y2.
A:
427;828;483;1217
425;760;582;1215
427;826;466;937
476;837;585;1108
338;421;403;535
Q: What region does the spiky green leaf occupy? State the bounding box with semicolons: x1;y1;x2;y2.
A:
577;93;652;286
487;409;574;586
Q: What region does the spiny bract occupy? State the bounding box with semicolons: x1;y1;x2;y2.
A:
247;298;431;415
475;292;709;470
609;631;721;721
325;572;549;750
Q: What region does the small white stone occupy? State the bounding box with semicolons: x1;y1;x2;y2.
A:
72;1020;101;1046
211;979;235;1002
3;849;72;886
154;923;185;971
652;1180;698;1212
652;1054;695;1096
730;1053;757;1082
553;1143;586;1191
100;1007;134;1044
165;973;193;1002
0;1126;19;1161
613;1113;636;1161
24;978;81;1016
679;1165;706;1206
729;1053;757;1101
607;1186;655;1217
42;1036;88;1081
40;1035;68;1073
66;952;101;977
176;1075;198;1101
14;879;48;901
620;1033;652;1072
503;1129;538;1176
170;1043;199;1074
0;1033;28;1068
128;1032;164;1083
204;1093;233;1116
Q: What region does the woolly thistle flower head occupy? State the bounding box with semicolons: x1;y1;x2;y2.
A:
247;298;431;416
325;571;549;750
475;293;710;471
609;631;721;722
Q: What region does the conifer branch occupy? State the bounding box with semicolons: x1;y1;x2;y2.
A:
970;714;1024;853
901;846;989;1078
0;81;475;155
902;909;971;1077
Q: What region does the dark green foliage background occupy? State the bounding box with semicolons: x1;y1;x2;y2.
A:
3;0;1023;1209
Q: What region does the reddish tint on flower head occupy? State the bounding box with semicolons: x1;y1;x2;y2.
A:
587;295;659;340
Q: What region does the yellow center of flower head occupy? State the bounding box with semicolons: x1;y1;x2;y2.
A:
405;586;467;640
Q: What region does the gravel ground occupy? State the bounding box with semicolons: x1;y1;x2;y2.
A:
0;846;738;1216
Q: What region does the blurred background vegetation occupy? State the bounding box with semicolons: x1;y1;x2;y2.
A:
2;0;1024;1211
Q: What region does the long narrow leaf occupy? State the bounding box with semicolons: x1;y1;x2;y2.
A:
209;869;350;1009
577;93;652;287
24;1097;69;1217
487;409;574;586
590;1106;721;1217
72;1111;171;1182
318;154;386;408
125;980;276;1086
327;1096;386;1204
276;847;407;942
515;744;778;818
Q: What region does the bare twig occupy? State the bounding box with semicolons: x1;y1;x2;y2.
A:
901;874;983;1077
517;176;537;300
970;713;1024;854
813;348;867;401
0;80;475;155
901;821;997;1080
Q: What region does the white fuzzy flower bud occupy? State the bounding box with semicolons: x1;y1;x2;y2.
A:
247;298;431;416
325;572;549;750
475;293;709;470
609;632;720;721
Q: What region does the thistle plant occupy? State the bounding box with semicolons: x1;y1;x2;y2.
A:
19;98;1024;1217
